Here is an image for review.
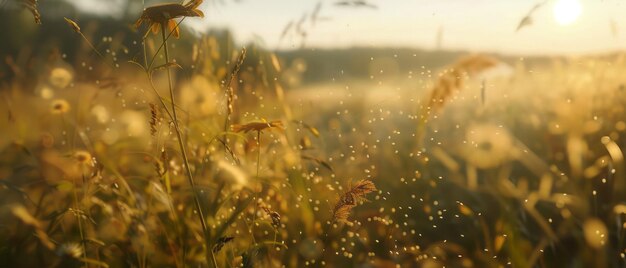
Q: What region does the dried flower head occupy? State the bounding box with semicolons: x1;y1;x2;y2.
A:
56;242;83;258
332;180;377;223
261;206;281;228
50;99;70;114
135;0;204;39
155;149;168;177
232;120;284;133
149;103;160;137
213;236;235;253
73;150;92;165
427;55;499;113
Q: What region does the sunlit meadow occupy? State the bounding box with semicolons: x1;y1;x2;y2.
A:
1;0;626;267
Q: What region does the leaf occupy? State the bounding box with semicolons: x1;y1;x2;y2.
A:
63;17;81;33
84;237;106;247
151;62;182;74
214;196;252;242
0;181;36;205
208;182;226;217
303;123;320;137
301;155;333;172
259;240;288;249
127;60;147;72
292;120;320;137
10;204;55;249
11;205;40;227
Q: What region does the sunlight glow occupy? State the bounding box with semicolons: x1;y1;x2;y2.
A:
553;0;582;26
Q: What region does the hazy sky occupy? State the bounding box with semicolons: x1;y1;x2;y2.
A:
70;0;626;55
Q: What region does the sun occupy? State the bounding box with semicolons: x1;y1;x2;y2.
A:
553;0;582;25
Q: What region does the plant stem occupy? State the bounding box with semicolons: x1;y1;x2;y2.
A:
72;176;87;260
256;131;261;177
250;131;262;243
160;23;216;268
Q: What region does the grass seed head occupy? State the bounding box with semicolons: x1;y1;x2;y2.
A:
332;179;377;223
50;99;70;114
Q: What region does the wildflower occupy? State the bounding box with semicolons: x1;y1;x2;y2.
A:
50;99;70;114
583;218;607;249
179;76;219;117
36;85;54;99
90;105;110;124
120;110;148;137
73;150;92;165
232;120;284;133
134;0;204;39
462;124;513;169
49;67;73;89
56;242;83;258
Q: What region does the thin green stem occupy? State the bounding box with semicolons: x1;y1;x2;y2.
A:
159;23;215;268
76;31;117;70
79;32;105;59
148;19;186;72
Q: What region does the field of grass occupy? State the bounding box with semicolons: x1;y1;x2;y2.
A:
2;1;626;267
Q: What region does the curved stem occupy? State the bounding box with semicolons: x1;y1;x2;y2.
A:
160;22;216;268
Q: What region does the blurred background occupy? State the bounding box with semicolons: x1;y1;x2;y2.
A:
2;1;626;267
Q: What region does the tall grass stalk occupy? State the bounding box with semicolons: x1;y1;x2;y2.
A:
158;23;215;267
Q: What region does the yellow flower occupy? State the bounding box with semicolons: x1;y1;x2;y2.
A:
232;120;284;133
462;124;513;169
56;243;83;258
49;67;73;89
50;99;70;114
73;150;92;165
134;0;204;39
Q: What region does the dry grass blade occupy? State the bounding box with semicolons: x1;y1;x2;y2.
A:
64;17;81;33
11;204;55;250
279;20;294;41
310;2;322;25
335;0;377;9
332;180;377;223
516;1;546;32
303;122;320;137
